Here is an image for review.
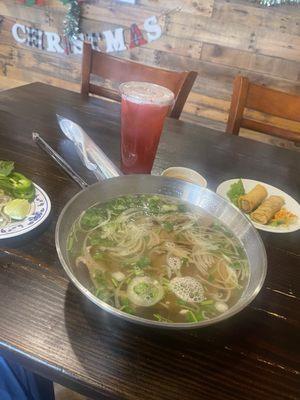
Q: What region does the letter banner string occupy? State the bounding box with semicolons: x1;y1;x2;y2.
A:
11;4;180;55
17;0;44;4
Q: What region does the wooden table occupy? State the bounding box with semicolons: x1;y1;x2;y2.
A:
0;83;299;400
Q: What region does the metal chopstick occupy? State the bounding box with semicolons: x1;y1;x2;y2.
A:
32;132;89;189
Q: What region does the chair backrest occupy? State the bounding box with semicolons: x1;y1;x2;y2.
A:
226;75;300;142
81;42;197;119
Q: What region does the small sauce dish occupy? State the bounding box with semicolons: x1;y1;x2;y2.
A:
161;167;207;187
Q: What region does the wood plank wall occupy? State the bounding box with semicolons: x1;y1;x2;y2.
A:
0;0;300;147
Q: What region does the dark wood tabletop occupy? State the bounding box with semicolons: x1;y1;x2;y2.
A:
0;83;299;400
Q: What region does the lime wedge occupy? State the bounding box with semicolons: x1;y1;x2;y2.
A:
4;199;31;220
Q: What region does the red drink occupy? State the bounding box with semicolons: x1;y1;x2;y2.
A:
120;82;174;174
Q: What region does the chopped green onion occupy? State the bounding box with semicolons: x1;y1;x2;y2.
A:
153;313;172;323
162;221;174;232
136;256;150;268
111;277;118;288
200;299;214;305
181;257;188;267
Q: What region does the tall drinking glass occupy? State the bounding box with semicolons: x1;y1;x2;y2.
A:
119;82;174;174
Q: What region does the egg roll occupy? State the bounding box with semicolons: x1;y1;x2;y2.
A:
251;196;285;225
238;184;268;213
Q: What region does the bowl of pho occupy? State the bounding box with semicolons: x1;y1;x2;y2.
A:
56;176;267;328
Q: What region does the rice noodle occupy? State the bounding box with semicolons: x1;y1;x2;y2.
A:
0;194;12;228
0;210;11;227
71;195;248;323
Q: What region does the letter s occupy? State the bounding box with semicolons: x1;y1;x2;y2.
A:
144;16;162;43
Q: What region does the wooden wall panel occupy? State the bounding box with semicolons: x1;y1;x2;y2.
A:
213;1;300;35
0;0;300;149
201;44;300;81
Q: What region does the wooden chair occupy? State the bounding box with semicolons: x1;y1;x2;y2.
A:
226;75;300;143
81;42;197;119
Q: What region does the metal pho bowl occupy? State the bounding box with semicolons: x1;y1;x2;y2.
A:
55;175;267;329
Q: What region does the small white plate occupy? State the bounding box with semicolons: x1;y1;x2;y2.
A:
161;167;207;187
0;183;51;239
216;179;300;233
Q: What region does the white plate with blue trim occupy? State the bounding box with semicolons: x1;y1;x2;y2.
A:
0;183;51;239
216;178;300;233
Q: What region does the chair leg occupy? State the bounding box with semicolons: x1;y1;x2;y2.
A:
81;42;92;96
226;76;249;135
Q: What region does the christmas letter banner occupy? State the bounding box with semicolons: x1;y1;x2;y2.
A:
11;16;162;55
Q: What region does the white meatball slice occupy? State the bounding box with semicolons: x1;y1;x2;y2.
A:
127;276;164;307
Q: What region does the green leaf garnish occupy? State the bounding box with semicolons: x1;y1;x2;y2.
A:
227;179;245;207
0;161;14;177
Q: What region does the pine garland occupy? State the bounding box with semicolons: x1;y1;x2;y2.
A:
60;0;82;39
18;0;44;4
256;0;300;4
56;0;300;43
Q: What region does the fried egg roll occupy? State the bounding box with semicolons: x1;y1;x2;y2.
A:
250;195;285;225
238;184;268;213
